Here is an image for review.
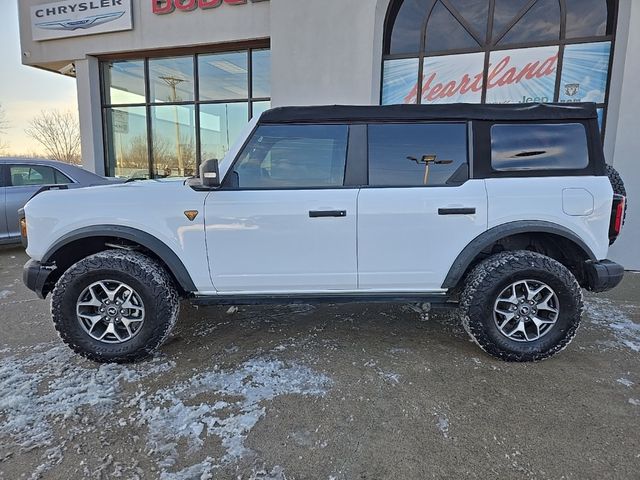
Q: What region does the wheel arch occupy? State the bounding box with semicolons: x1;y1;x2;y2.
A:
442;221;597;290
41;225;197;297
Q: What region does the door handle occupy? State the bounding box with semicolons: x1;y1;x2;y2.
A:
309;210;347;218
438;208;476;215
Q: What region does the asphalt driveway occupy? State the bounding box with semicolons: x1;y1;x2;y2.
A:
1;245;639;479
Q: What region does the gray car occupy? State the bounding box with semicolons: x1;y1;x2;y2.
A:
0;158;117;245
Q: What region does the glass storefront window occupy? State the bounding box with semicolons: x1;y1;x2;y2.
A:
252;101;271;119
199;52;248;101
382;0;616;136
252;49;271;99
149;56;195;103
486;46;558;104
104;107;149;179
559;42;611;104
101;47;271;178
200;102;249;163
151;105;197;178
102;60;146;105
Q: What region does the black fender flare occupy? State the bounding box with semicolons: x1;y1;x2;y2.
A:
42;225;197;293
441;221;597;289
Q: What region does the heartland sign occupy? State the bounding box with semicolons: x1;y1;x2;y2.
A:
30;0;133;41
153;0;268;15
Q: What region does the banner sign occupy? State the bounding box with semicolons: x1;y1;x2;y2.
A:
419;52;485;104
383;46;560;105
31;0;133;41
559;42;611;104
153;0;268;15
485;46;558;104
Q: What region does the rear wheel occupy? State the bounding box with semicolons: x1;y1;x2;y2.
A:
460;251;583;362
51;250;179;363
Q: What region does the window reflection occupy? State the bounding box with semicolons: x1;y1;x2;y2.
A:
389;0;435;55
151;105;197;178
149;56;194;103
102;60;146;105
102;49;272;178
105;107;149;179
565;0;612;38
491;123;588;171
425;1;479;53
252;101;271;119
498;0;560;46
368;123;468;186
252;50;271;98
199;52;248;101
200;103;248;163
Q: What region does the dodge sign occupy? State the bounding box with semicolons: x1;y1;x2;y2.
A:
30;0;133;41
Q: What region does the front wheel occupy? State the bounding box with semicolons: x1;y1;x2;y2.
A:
460;251;583;362
51;250;180;363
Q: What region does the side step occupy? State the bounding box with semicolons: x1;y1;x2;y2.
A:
190;292;453;307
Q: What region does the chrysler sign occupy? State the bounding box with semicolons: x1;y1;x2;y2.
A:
31;0;133;41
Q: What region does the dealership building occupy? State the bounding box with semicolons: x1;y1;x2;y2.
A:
17;0;640;269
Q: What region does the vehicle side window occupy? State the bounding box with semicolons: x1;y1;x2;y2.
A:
54;169;72;184
368;123;468;187
230;124;348;189
9;165;71;187
491;123;589;171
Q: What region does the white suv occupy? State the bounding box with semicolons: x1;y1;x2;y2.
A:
21;103;626;363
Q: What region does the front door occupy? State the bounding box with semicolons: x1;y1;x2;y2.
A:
205;123;358;293
357;122;487;291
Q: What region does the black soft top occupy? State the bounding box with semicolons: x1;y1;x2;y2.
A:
259;103;598;124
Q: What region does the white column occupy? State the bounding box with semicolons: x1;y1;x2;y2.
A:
607;0;640;270
270;0;389;107
75;57;105;175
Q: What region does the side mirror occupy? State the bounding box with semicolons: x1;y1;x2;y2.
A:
200;159;220;189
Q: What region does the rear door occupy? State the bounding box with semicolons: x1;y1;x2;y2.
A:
0;164;8;242
205;123;359;293
357;122;488;291
5;164;71;238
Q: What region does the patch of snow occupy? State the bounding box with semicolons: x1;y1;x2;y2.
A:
159;457;215;480
629;398;640;406
248;465;287;480
0;345;331;478
617;378;634;388
434;414;449;439
378;371;401;384
0;346;175;476
0;290;14;300
584;297;640;352
139;358;331;471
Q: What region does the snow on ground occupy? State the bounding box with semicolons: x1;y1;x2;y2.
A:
584;297;640;352
0;345;331;478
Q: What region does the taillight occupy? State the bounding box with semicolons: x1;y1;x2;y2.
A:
609;195;626;245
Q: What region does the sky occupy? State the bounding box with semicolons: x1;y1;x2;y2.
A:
0;0;78;156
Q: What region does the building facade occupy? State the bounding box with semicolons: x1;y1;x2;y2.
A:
17;0;640;269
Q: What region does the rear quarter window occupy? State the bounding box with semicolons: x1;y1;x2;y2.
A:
491;123;589;172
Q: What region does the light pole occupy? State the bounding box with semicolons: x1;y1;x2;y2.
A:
159;75;185;176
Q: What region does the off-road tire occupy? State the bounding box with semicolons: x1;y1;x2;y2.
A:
51;250;180;363
460;251;583;362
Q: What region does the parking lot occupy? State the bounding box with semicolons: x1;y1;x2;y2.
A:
0;245;639;479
